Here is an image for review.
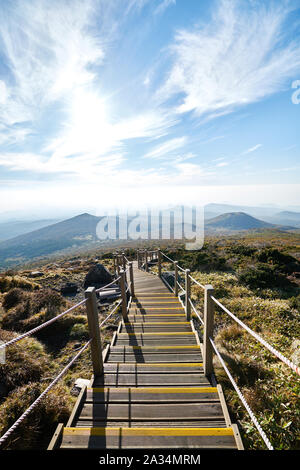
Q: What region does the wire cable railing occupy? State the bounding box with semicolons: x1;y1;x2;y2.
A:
139;248;300;450
0;339;92;447
0;255;135;448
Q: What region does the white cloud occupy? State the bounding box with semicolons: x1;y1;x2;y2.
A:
0;0;103;131
242;144;262;155
157;0;300;119
143;136;187;159
154;0;176;16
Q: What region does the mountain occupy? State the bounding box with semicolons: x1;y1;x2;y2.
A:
0;213;102;268
0;219;61;241
205;203;281;218
205;212;284;231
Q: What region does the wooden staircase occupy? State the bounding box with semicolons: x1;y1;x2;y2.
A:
49;262;243;450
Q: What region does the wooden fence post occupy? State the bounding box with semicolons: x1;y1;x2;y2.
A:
137;250;140;269
158;250;162;278
85;287;103;376
129;261;134;297
185;269;191;321
174;261;178;297
120;269;128;321
122;252;126;270
203;284;214;376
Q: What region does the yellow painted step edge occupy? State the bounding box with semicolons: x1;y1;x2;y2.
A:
124;345;200;349
106;363;203;367
64;427;233;437
124;322;190;325
119;332;195;336
88;387;218;393
128;314;185;316
132;308;184;310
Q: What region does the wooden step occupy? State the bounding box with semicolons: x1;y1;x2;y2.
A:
114;338;198;345
86;386;219;402
110;345;201;352
106;354;202;363
93;374;210;387
120;324;191;332
77;402;224;422
127;315;186;322
103;363;204;373
61;426;237;449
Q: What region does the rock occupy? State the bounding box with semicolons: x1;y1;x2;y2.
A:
60;282;78;295
84;263;113;289
29;271;43;278
291;339;300;366
161;271;184;291
71;378;90;396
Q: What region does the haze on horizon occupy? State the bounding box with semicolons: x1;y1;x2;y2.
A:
0;0;300;217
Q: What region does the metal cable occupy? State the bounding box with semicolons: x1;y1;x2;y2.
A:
0;339;92;447
95;276;121;293
189;275;205;289
99;300;122;328
211;295;300;377
0;299;87;350
161;252;175;263
189;298;204;325
209;336;274;450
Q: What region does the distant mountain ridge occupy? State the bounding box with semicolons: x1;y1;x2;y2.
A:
205;211;294;231
0;219;61;241
0;213;102;268
0;211;295;269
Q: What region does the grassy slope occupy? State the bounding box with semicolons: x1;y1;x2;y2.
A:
159;232;300;450
0;254;120;450
0;232;300;450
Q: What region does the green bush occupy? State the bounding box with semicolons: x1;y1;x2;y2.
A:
256;248;299;274
238;263;293;289
2;288;26;311
0;382;74;450
69;323;89;340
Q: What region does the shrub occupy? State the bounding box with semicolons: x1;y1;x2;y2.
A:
238;263;292;289
0;382;74;449
1;299;32;330
256;248;299;274
2;288;26;311
0;330;51;394
69;323;89;340
31;289;66;318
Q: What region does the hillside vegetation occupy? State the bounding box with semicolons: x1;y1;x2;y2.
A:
0;253;119;449
159;232;300;449
0;231;299;449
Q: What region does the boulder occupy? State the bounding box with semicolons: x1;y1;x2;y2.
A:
29;271;43;278
60;282;78;295
84;263;113;289
71;378;90;396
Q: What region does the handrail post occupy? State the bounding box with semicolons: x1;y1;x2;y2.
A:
137;250;140;269
116;255;120;275
85;287;103;376
174;261;178;297
145;249;148;272
122;252;126;270
203;284;214;376
185;269;191;320
120;269;128;321
129;261;134;297
158;250;162;278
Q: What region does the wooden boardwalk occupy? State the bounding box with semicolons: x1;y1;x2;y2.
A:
49;262;243;450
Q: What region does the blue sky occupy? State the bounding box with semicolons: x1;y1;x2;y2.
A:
0;0;300;216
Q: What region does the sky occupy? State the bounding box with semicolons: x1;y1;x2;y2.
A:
0;0;300;218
